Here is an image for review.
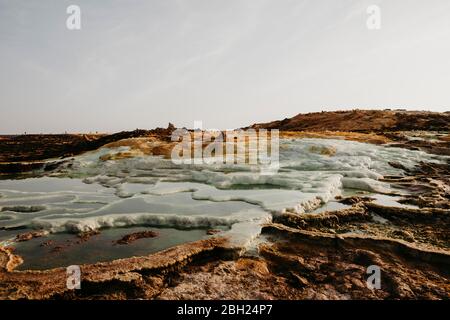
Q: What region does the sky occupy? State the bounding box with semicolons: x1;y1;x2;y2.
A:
1;0;450;133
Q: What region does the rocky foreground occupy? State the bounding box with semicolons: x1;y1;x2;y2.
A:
0;110;449;300
1;158;449;300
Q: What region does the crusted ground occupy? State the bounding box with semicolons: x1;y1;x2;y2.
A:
0;125;175;174
1;164;449;300
0;123;449;300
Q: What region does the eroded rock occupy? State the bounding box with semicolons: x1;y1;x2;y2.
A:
114;231;159;245
15;230;49;242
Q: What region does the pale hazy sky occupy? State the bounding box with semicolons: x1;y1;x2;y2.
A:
1;0;450;133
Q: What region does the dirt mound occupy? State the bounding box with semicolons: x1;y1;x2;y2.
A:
250;109;450;132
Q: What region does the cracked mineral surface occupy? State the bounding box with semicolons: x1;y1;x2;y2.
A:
1;124;449;300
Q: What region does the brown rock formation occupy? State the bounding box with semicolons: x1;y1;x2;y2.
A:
250;109;450;132
0;124;177;174
114;231;159;245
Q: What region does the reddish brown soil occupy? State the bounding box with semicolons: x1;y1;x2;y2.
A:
250;109;450;132
0;125;175;174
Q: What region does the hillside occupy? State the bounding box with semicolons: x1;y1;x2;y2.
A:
250;110;450;132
